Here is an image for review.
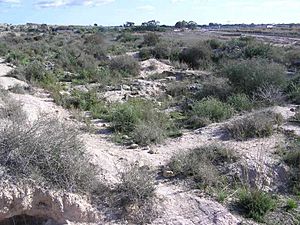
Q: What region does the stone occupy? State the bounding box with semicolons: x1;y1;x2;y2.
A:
148;149;157;154
128;144;139;149
162;170;175;178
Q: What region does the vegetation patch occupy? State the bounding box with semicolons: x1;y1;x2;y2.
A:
224;111;283;141
186;97;234;129
237;189;276;222
0;97;97;192
167;145;235;188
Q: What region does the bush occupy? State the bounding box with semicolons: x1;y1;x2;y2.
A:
188;97;234;128
227;93;253;112
286;199;298;211
179;43;212;69
109;55;140;77
114;165;155;207
244;42;272;59
109;99;173;145
237;189;276;222
223;59;286;95
143;33;160;46
224;111;283;140
254;84;285;106
0;101;97;192
196;76;232;101
167;145;235;188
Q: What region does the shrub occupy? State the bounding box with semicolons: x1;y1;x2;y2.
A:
254;84;285;106
114;165;155;207
109;101;144;133
285;199;298;211
237;189;276;222
132;120;166;146
139;48;152;60
244;42;272;59
0;102;97;192
286;76;300;104
143;33;160;46
196;76;232;101
227;93;253;112
223;59;286;95
109;55;140;77
179;43;212;69
167;145;235;188
109;99;173;145
224;111;283;140
117;32;139;43
189;97;234;127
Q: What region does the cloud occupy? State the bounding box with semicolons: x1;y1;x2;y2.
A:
0;0;21;5
0;0;20;3
171;0;183;2
137;4;155;11
35;0;114;8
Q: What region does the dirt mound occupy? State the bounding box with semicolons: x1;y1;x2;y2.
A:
0;180;100;225
140;58;173;78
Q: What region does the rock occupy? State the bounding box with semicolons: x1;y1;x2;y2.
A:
162;170;175;178
122;84;131;91
142;146;151;151
148;149;157;154
128;144;139;149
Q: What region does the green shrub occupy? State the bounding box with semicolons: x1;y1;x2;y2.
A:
0;43;8;56
117;32;139;43
143;33;160;46
179;43;212;69
139;48;152;60
244;42;272;59
286;199;298;211
189;97;234;127
227;93;253;112
168;145;235;188
109;55;140;77
223;59;286;95
109;100;144;133
196;76;232;101
237;189;276;222
224;111;283;140
109;99;173;145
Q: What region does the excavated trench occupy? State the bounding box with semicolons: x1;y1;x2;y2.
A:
0;215;58;225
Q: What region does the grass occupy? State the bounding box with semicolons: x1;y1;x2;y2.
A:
186;97;234;129
237;189;276;222
108;99;178;145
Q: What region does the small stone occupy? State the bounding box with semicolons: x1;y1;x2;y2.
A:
148;149;157;154
142;146;151;151
162;170;175;178
290;108;296;112
122;84;131;91
128;143;139;149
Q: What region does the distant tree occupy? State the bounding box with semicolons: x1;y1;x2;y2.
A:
124;22;135;27
175;20;187;29
187;21;197;30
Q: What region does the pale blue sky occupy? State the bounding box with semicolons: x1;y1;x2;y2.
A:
0;0;299;26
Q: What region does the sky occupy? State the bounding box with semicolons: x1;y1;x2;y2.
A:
0;0;300;26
